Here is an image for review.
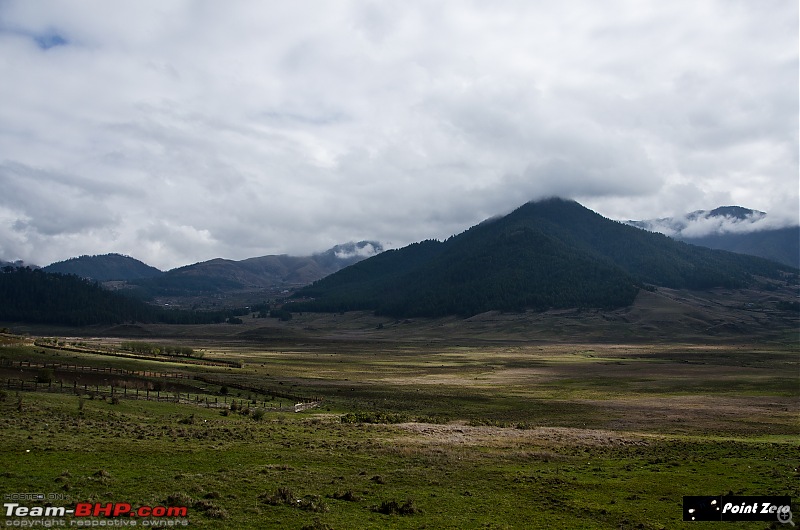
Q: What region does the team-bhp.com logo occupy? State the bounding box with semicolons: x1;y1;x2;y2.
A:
4;502;189;527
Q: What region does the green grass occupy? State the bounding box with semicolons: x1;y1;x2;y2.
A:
0;336;798;528
1;392;797;529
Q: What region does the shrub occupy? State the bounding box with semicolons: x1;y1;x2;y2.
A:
340;412;408;424
301;520;333;530
269;309;292;321
330;490;361;502
298;496;329;513
373;498;422;516
164;493;194;507
193;500;227;519
260;487;296;506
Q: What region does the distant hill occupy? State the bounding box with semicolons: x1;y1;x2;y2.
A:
0;267;238;326
1;260;37;270
131;241;383;297
290;199;797;318
629;207;799;268
43;253;163;281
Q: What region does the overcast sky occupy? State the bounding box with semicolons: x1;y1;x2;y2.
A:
1;1;797;270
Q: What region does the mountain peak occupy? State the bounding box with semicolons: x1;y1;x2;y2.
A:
707;206;765;220
292;200;796;318
43;253;162;281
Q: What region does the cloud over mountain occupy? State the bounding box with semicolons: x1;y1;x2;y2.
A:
0;1;796;269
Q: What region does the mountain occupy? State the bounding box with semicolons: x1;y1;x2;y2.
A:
43;253;163;281
1;260;37;270
290;199;797;318
131;241;383;297
628;207;799;268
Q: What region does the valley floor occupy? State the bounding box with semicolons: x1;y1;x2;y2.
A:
0;327;797;529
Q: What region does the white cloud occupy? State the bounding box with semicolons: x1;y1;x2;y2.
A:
0;0;796;269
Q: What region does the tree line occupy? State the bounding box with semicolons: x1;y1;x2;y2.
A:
0;267;249;326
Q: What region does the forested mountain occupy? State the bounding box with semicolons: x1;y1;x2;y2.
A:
629;207;800;268
290;199;797;318
0;267;238;326
43;253;163;281
0;260;36;269
677;228;800;269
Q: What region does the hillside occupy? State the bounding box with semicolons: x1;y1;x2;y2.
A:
291;199;798;318
629;207;799;268
43;253;162;281
677;228;799;268
0;267;243;326
130;241;383;297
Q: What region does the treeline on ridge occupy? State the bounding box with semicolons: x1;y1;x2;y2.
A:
0;267;245;326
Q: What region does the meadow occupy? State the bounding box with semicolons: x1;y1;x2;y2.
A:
0;327;798;529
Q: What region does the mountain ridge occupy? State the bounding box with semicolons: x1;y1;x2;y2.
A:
129;240;384;297
290;199;797;318
628;207;799;267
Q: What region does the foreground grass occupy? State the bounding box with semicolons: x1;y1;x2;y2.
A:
1;391;798;529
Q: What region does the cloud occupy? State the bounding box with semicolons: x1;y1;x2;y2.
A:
0;0;796;269
631;206;797;239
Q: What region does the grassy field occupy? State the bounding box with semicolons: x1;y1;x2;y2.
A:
0;328;798;529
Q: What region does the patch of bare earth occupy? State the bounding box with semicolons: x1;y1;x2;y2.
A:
582;395;799;434
396;422;648;448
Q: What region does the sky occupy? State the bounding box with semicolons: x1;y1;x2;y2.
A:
0;0;797;270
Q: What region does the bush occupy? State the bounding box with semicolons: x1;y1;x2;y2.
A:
301;520;333;530
373;499;422;516
260;487;296;506
298;496;329;513
330;490;361;502
269;309;292;321
340;412;408;424
193;500;227;519
36;368;54;383
164;493;193;507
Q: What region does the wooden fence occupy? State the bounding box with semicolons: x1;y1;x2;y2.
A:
4;377;320;412
1;359;191;379
1;359;323;405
